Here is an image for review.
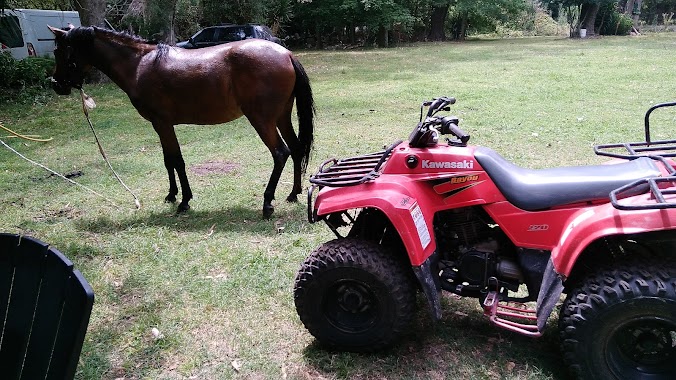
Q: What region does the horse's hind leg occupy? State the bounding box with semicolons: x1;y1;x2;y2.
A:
277;103;303;203
154;123;193;212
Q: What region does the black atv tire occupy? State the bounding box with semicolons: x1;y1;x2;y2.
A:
294;238;416;352
559;261;676;379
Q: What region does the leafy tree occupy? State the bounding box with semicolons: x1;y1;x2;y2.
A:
637;0;676;25
1;0;71;10
266;0;293;35
200;0;267;25
429;0;528;41
292;0;412;47
543;0;635;36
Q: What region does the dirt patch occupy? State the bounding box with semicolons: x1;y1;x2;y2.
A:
33;205;82;222
190;160;239;176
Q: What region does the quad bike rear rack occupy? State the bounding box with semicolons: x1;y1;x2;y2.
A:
307;140;402;222
594;102;676;211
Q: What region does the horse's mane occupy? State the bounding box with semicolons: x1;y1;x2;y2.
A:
67;26;170;62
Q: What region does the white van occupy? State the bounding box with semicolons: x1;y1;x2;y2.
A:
0;9;81;59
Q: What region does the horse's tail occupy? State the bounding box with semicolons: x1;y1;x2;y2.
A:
291;55;315;175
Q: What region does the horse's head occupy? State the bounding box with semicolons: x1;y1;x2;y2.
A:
48;24;90;95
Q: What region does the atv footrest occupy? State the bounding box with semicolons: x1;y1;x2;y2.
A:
482;291;542;337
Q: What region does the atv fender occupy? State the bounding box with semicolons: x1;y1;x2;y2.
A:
413;252;443;320
314;180;444;319
314;181;437;266
533;202;676;329
535;258;565;331
552;201;676;276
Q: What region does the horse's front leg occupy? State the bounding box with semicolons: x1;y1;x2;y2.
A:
162;151;178;203
154;123;193;212
263;144;291;218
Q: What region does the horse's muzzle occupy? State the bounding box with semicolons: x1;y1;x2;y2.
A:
51;78;72;95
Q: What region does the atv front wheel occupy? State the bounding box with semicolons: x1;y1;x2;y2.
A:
559;261;676;379
294;239;416;352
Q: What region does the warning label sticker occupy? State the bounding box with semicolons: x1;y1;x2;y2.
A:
410;202;431;249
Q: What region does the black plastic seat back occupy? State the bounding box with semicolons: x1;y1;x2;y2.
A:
0;233;94;380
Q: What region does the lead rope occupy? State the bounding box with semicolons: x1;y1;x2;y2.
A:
80;88;141;209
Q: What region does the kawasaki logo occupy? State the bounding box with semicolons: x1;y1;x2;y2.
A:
421;160;474;169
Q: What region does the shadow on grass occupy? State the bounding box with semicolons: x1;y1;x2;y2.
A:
72;205;300;235
301;299;570;380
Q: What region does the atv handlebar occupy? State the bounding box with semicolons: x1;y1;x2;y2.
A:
440;117;470;144
426;116;470;144
410;97;470;147
423;97;456;117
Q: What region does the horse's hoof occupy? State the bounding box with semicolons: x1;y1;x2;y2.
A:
263;206;274;219
286;193;299;203
177;202;191;212
164;194;177;203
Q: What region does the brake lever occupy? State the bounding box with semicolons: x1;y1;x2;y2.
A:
426;98;446;117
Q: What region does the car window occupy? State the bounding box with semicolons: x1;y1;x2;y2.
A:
218;26;257;42
217;27;243;42
193;28;216;43
259;26;274;39
0;14;24;48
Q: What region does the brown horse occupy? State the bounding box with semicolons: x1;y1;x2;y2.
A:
48;26;315;218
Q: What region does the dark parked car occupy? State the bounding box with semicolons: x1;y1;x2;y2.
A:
176;24;283;48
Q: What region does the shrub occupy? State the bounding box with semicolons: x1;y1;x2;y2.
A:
0;52;54;89
597;6;635;35
0;53;56;104
533;10;567;36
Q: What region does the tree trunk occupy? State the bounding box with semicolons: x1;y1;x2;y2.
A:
73;0;106;82
349;23;355;45
74;0;106;27
455;14;468;40
580;3;600;36
631;0;643;30
315;23;323;49
428;3;450;41
376;25;388;48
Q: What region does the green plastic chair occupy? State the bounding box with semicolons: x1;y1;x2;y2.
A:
0;233;94;380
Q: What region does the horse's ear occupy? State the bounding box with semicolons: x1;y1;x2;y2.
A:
48;25;67;37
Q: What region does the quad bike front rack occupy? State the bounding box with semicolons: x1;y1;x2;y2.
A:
594;102;676;211
307;140;402;223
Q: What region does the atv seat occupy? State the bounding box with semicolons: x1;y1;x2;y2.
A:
474;147;662;211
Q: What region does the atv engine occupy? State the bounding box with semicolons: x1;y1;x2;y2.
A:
434;208;524;298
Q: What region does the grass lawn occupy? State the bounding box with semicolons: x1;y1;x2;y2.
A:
1;33;676;379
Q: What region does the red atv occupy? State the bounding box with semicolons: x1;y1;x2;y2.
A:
294;97;676;379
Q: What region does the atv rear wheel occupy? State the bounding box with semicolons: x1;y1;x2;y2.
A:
559;261;676;379
294;238;416;352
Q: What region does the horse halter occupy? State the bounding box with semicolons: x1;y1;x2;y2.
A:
52;36;85;92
